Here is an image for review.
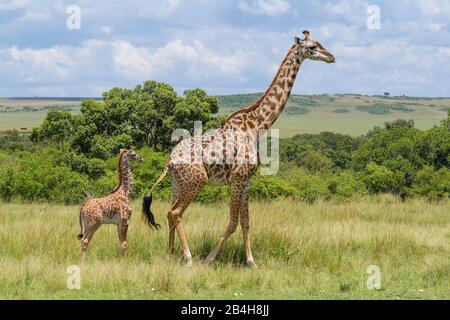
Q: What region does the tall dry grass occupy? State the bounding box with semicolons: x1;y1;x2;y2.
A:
0;195;448;299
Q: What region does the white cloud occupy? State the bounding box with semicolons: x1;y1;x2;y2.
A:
134;0;181;18
418;0;450;15
0;38;275;96
112;39;266;84
0;0;29;10
297;39;450;96
238;0;291;16
1;0;450;97
101;26;113;34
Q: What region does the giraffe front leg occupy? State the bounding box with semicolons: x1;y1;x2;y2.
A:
167;212;176;255
80;219;101;263
205;175;243;264
204;211;239;264
239;184;257;268
118;219;129;258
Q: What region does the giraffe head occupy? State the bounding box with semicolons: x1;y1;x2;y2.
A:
120;148;143;162
295;30;335;63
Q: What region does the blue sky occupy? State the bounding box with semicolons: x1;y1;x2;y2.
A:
0;0;449;97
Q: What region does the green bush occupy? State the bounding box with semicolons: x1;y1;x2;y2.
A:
90;134;134;159
250;174;296;200
196;186;230;203
363;163;403;194
282;169;330;203
411;166;450;200
329;171;367;200
358;104;391;115
0;149;89;204
334;108;350;113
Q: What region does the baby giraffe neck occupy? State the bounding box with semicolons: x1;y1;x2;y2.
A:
118;156;133;197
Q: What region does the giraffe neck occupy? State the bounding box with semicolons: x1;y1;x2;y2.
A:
115;154;133;197
224;44;303;131
254;45;303;130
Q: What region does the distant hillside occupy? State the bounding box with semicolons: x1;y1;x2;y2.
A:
216;93;449;115
214;93;449;136
0;94;448;136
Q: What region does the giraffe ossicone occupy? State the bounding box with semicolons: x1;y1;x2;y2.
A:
142;31;335;267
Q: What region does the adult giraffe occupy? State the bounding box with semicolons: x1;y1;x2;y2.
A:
143;31;335;267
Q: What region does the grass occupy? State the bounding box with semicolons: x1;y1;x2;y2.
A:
0;195;448;299
0;98;85;131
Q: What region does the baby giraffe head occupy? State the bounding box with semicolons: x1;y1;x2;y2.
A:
120;148;143;162
294;30;335;63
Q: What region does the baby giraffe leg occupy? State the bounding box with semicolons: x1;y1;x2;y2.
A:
80;219;101;263
118;219;129;258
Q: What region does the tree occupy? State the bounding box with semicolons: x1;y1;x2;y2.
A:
31;81;223;158
280;132;361;170
363;163;403;194
411;166;450;200
384;119;414;130
31;110;74;146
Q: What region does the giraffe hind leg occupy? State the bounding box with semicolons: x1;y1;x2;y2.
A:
168;164;208;265
239;188;257;268
168;178;179;255
80;217;102;263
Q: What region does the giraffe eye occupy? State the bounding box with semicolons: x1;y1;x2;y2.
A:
309;45;317;50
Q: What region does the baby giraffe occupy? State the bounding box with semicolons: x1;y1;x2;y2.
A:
77;148;142;262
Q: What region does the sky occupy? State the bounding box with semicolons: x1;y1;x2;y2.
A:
0;0;449;97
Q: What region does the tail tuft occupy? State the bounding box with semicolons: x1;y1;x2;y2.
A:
142;194;161;230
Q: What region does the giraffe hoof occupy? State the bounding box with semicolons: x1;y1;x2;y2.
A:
204;255;215;265
185;259;193;267
246;260;258;269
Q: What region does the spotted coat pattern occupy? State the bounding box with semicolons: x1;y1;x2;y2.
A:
147;31;335;267
78;149;142;261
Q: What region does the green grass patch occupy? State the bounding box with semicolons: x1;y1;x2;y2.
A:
0;197;448;299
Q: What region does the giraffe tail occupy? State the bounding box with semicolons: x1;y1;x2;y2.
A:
77;210;84;240
142;161;169;230
142;194;161;230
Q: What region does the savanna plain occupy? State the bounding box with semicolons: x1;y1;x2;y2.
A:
0;196;448;299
